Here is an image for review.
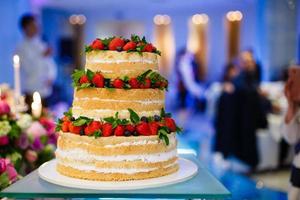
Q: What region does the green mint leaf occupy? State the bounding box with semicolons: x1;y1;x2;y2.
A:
141;36;147;43
94;130;102;138
119;119;129;125
63;108;73;118
112;121;118;129
160;108;166;117
137;69;152;82
158;128;169;145
85;45;93;53
154;49;161;56
105;87;115;92
101;36;114;46
55;119;62;132
128;109;140;124
176;126;183;133
131;34;141;42
71;69;85;86
86;69;95;81
103;117;115;124
123;76;129;82
73;117;92;126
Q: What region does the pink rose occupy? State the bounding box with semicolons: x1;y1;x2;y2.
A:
26;122;47;138
0;158;7;174
0;101;10;115
0;135;9;146
25;150;38;163
6;164;17;182
39;117;55;135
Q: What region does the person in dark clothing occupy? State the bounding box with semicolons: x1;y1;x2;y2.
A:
215;52;268;169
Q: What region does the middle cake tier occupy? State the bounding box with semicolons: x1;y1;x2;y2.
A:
72;88;165;119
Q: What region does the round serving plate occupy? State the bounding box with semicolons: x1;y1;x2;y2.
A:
38;158;198;190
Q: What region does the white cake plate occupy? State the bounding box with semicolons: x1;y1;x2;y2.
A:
38;158;198;190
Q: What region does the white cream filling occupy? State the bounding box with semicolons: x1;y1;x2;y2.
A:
56;148;177;163
87;59;157;64
59;161;177;174
74;98;164;105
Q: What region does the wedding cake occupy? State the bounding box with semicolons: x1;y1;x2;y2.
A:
55;35;182;181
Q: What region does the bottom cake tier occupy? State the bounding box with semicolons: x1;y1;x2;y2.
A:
56;132;178;181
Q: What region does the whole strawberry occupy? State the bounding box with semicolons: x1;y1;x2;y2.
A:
140;78;151;89
102;123;113;137
79;75;89;84
129;78;140;89
113;78;124;88
149;121;160;135
84;121;102;136
92;73;104;88
125;124;135;132
114;125;125;136
69;123;82;134
91;39;104;50
61;121;71;132
143;43;155;52
165;117;176;132
109;37;125;50
123;41;136;51
136;122;151;136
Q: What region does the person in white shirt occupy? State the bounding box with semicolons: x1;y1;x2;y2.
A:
16;14;57;108
282;77;300;200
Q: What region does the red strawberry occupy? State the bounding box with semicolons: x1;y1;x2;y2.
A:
155;81;162;88
91;39;104;50
84;121;102;136
114;125;125;136
69;123;82;134
149;122;159;135
140;78;151;88
79;75;89;84
136;122;151;136
165;117;176;132
61;121;70;132
129;78;140;89
123;41;137;51
160;81;168;88
109;37;125;50
92;73;104;88
125;124;135;132
143;43;155;52
113;78;124;88
102;123;113;137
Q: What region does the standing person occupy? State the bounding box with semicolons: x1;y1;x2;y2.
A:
282;68;300;200
16;14;57;109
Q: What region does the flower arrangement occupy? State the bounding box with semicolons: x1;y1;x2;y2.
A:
0;100;57;190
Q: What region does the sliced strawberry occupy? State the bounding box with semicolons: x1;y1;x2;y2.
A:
113;78;124;88
129;78;140;89
92;73;104;88
136;122;151;136
123;41;137;51
84;121;102;136
109;37;125;50
143;43;155;52
125;124;135;132
149;121;159;135
165;117;176;132
140;78;151;89
61;121;70;132
102;123;113;137
79;75;89;84
69;123;82;134
91;39;104;50
114;125;125;136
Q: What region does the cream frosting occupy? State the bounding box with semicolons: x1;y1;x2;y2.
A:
56;148;177;163
86;58;157;64
74;98;164;105
58;161;177;174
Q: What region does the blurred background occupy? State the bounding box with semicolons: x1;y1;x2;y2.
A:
0;0;299;199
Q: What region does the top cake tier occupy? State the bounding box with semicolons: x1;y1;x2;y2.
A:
85;51;158;79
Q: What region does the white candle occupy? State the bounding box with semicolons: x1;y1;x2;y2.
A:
13;55;21;102
31;91;42;118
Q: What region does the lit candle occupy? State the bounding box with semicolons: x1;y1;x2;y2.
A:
13;55;21;103
31;92;42;118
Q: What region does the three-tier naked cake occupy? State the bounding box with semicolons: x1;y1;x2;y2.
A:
55;35;182;181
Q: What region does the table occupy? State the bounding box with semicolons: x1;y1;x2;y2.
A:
0;154;230;199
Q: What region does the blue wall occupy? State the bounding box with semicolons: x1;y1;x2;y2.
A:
0;0;30;87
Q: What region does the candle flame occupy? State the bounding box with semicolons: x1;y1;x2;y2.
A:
13;55;20;64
